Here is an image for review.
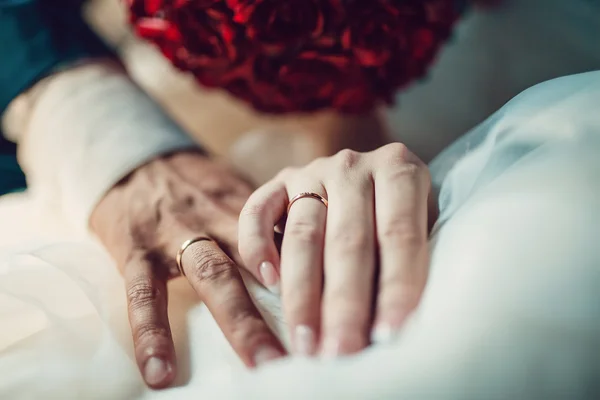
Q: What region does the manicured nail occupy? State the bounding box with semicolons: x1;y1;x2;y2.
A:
259;261;280;294
294;325;316;356
320;337;340;359
371;323;399;345
144;357;172;387
253;346;283;367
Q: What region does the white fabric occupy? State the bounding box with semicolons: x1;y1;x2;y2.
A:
1;71;599;399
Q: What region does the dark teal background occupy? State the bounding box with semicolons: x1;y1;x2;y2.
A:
0;154;25;194
0;0;112;194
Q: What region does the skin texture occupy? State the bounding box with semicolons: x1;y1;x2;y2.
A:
90;150;286;389
238;143;439;357
81;71;388;388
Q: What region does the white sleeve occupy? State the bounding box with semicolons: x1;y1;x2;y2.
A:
1;61;198;233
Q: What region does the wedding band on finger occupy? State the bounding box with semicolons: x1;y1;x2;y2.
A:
287;192;328;214
176;236;213;277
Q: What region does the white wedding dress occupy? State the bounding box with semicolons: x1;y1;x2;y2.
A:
1;1;600;398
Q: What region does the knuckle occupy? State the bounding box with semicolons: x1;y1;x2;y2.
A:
323;297;370;329
230;304;260;328
133;322;171;345
127;278;162;310
334;149;361;170
381;142;410;159
285;220;324;244
377;285;423;313
171;194;196;212
239;201;266;219
228;306;271;345
376;143;425;172
385;163;421;182
193;249;237;284
379;218;425;247
329;228;370;250
235;324;270;350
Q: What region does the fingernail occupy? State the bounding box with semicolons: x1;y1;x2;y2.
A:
144;357;172;387
320;337;340;359
259;261;280;294
294;325;316;356
253;346;283;367
371;323;399;345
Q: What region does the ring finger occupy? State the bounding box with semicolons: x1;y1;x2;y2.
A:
371;154;430;343
321;177;376;357
175;236;286;367
281;183;328;356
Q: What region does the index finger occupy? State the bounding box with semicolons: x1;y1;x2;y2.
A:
238;179;289;292
179;238;286;366
123;255;176;389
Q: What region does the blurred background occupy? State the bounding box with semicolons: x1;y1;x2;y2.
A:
1;0;599;191
80;0;600;156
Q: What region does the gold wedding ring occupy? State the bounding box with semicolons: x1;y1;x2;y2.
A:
176;236;213;277
287;192;328;214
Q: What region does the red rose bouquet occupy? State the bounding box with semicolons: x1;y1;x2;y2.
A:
128;0;466;114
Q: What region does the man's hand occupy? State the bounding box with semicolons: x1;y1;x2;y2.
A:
90;150;285;389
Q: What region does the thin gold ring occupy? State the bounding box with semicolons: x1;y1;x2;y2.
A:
287;192;328;214
176;236;213;277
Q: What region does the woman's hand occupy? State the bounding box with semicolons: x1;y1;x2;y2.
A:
238;143;437;357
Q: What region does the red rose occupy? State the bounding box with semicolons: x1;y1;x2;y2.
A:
251;51;373;113
340;1;405;68
342;0;457;68
225;0;343;53
133;18;182;61
223;56;291;113
127;0;166;18
129;0;463;115
129;0;242;86
171;3;238;68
